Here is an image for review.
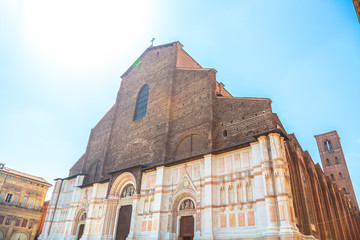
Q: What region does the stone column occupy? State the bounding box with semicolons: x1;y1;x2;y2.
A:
30;220;39;240
5;216;17;239
127;194;140;239
259;136;278;232
151;166;166;238
269;133;295;233
101;199;118;239
200;154;215;239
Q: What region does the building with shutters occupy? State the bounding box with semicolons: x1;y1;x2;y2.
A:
39;42;360;240
0;163;52;240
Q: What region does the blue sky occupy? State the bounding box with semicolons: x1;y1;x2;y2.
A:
0;1;359;201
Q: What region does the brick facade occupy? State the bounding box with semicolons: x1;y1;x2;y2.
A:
40;42;360;240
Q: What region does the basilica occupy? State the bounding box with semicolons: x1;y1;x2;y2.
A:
39;42;360;240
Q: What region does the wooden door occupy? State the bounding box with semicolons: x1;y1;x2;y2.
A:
179;216;194;240
115;205;132;240
77;224;84;240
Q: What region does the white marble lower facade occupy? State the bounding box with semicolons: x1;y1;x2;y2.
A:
39;133;317;240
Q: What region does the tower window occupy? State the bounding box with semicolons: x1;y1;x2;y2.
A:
134;85;149;120
330;174;335;181
343;188;348;194
324;140;333;151
326;159;330;166
339;172;344;179
335;157;339;164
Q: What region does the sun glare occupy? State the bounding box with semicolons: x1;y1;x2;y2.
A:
19;1;153;69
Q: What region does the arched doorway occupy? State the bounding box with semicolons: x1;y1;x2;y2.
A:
10;232;28;240
179;216;194;240
174;198;196;240
74;211;87;240
114;184;135;240
108;173;137;240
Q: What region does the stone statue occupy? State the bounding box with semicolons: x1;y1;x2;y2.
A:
179;199;195;210
122;184;135;198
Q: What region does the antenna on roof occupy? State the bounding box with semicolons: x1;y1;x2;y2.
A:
150;38;155;46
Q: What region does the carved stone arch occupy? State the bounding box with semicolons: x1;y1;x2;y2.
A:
10;231;28;240
71;208;87;235
109;172;136;198
175;132;208;160
171;190;197;212
170;190;197;234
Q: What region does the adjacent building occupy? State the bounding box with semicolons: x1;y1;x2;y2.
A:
0;163;52;240
39;42;360;240
315;131;359;210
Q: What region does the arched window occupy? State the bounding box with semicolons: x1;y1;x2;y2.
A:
324;140;333;151
339;172;344;179
335;157;339;164
326;159;330;166
330;174;335;181
134;85;149;120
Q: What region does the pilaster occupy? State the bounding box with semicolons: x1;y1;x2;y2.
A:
151;166;166;238
200;154;215;239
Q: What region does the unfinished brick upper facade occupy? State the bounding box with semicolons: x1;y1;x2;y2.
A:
69;42;280;185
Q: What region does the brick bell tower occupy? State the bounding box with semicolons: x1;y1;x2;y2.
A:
315;130;359;210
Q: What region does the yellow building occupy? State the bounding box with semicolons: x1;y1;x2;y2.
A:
0;163;51;240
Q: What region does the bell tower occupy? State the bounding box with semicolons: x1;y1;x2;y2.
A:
315;130;359;210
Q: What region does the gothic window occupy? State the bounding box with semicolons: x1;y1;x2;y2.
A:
179;199;195;210
324;140;333;151
330;174;335;181
4;193;12;204
134;85;149;120
121;184;135;198
339;172;344;179
220;186;226;205
143;198;148;213
228;185;234;203
326;159;330;166
237;184;242;203
335;157;340;164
